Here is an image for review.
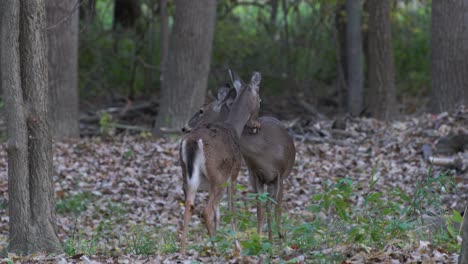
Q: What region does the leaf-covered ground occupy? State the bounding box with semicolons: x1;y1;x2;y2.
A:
0;106;467;263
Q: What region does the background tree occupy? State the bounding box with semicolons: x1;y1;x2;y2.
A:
1;0;61;253
46;0;80;138
154;0;217;132
160;0;169;81
346;0;364;116
366;0;397;120
430;0;468;113
80;0;97;22
113;0;141;30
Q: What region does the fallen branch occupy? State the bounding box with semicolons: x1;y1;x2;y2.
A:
428;153;468;171
297;99;328;120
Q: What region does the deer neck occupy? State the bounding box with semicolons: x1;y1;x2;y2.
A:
225;108;251;137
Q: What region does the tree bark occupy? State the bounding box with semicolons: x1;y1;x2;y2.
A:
113;0;141;30
80;0;96;22
461;205;468;264
346;0;364;116
154;0;217;132
366;0;397;120
430;1;468;113
1;0;61;254
46;0;80;139
160;0;169;81
334;3;347;112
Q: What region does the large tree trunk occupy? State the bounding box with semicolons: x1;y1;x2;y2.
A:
346;0;364;116
430;1;468;113
366;0;397;120
1;0;61;254
154;0;217;132
46;0;80;139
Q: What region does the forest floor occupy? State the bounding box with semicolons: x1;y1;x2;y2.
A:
0;105;467;263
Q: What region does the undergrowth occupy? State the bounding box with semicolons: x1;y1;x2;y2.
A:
58;170;459;261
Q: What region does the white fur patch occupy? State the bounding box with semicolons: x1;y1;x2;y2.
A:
185;139;208;202
181;140;187;166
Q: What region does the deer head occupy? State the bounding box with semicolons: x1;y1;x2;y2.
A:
182;71;261;135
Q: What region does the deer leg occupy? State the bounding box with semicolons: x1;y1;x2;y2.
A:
275;179;284;240
181;184;199;253
228;177;238;232
266;184;275;242
203;186;224;238
250;172;265;236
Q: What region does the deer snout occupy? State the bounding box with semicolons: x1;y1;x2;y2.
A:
181;126;192;133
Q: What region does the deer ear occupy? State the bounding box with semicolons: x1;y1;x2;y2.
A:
216;85;230;102
228;69;235;83
228;69;243;93
224;88;238;107
250;72;261;87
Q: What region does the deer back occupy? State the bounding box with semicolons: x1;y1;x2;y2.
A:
240;116;296;184
181;122;242;186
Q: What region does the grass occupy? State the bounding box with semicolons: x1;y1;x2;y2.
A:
56;192;94;215
57;170;459;261
193;170;460;262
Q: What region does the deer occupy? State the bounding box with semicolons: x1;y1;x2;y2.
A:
179;72;262;253
182;71;296;242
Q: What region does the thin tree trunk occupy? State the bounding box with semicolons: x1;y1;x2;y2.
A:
281;0;291;79
160;0;169;81
113;0;141;30
80;0;96;22
334;3;347;112
430;1;468;113
268;0;279;34
154;0;217;132
346;0;364;116
47;0;80;139
461;205;468;264
1;0;61;254
366;0;397;120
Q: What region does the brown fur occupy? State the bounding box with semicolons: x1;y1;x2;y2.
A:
179;72;261;253
184;101;296;241
240;116;295;240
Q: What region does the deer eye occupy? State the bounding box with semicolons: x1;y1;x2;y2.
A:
199;109;204;114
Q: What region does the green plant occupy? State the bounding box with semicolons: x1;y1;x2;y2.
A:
125;225;157;255
285;170;459;261
240;232;272;256
99;112;114;136
157;229;178;254
64;219;111;256
56;192;94;215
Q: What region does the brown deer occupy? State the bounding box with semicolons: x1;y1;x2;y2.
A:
179;72;261;253
183;72;295;242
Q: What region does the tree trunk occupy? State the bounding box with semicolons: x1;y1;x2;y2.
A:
1;0;61;254
430;1;468;113
80;0;96;22
154;0;217;132
113;0;141;30
160;0;169;81
334;3;347;112
46;0;80;139
346;0;364;116
460;205;468;264
366;0;397;120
